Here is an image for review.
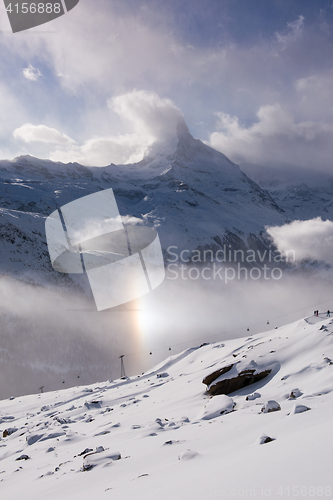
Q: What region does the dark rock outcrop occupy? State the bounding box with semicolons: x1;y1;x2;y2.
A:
203;364;271;396
202;364;233;387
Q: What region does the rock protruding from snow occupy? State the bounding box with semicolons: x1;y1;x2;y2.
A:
82;448;121;471
2;428;17;437
202;365;233;387
261;400;281;413
200;395;235;420
290;405;311;415
246;392;261;401
258;434;275;445
15;454;30;461
203;360;272;396
26;434;44;445
288;388;303;399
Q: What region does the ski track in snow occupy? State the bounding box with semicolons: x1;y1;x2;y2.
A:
0;315;333;499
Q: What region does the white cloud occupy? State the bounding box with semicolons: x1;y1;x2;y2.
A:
6;4;196;92
208;104;333;168
1;4;332;170
50;90;183;166
13;124;74;144
266;218;333;264
110;90;183;141
50;133;146;166
22;64;42;82
295;70;333;121
276;15;304;46
0;83;26;136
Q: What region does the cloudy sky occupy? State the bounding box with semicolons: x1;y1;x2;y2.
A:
1;0;333;169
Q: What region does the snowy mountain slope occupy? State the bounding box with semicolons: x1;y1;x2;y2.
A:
107;121;286;253
0;315;332;499
241;162;333;221
0;121;288;286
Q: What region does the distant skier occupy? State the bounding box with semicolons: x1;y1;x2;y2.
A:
316;310;319;316
327;310;330;317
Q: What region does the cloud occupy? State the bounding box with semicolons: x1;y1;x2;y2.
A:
295;69;333;121
266;218;333;264
0;83;27;136
4;3;197;92
22;64;42;82
49;90;183;166
1;4;333;169
208;104;333;169
50;133;145;166
110;90;184;142
275;15;304;47
13;124;74;144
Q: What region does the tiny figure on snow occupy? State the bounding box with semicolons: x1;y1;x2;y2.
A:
327;310;330;317
316;310;319;316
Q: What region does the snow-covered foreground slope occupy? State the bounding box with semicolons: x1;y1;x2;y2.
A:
1;315;332;499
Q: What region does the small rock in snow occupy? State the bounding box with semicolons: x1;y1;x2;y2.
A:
155;418;167;427
258;434;275;445
85;401;102;410
201;395;235;420
0;416;15;423
15;454;30;461
246;392;261;401
94;430;110;436
261;400;281;413
26;434;44;445
290;404;311;415
78;448;93;457
3;427;18;437
82;449;121;471
288;388;303;399
40;431;66;442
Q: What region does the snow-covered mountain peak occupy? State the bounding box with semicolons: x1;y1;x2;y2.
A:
133;117;239;179
0;119;288;283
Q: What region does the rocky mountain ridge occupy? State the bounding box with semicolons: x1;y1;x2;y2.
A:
0;120;289;286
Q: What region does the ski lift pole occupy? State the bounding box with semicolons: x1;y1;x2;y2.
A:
119;355;126;379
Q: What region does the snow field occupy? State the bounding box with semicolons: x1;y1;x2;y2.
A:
0;316;333;499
